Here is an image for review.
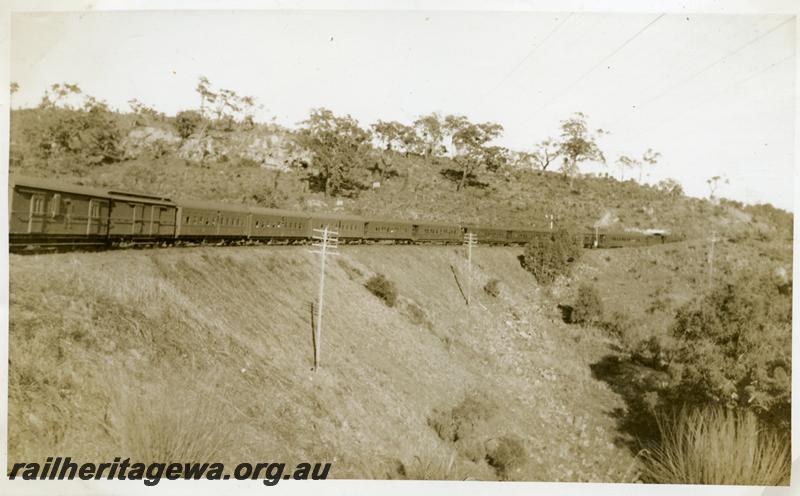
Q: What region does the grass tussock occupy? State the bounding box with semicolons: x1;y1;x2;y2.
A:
107;377;235;463
400;453;470;481
642;407;790;485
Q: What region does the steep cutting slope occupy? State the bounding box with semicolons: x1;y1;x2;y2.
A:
9;246;639;482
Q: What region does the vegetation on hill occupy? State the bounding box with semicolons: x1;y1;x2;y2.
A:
12;77;792;245
7;77;793;484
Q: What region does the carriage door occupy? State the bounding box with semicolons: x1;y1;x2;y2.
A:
158;207;172;235
151;207;166;235
27;194;46;233
132;204;144;235
86;199;102;235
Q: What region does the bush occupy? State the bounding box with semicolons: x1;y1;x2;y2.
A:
665;271;791;428
428;394;494;444
521;228;583;284
642;407;789;485
571;284;603;326
485;436;526;479
174;110;204;139
25;104;121;166
484;278;501;297
365;273;398;307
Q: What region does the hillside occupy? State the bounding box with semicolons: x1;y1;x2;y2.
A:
11;245;648;481
7;105;794;484
9;108;793;245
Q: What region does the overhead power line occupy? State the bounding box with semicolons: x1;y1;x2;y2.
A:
639;16;794;108
533;13;666;114
627;51;794;139
483;12;574;98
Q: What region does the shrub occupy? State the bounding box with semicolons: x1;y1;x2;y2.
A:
485;436;526;479
600;311;637;347
25;104;121;166
521;228;583;284
484;278;501;297
428;394;494;444
571;284;603;326
365;273;398;307
174;110;204;139
665;271;791;428
642;407;789;485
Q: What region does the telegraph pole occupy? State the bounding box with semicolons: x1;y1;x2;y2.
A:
309;226;338;370
464;232;478;306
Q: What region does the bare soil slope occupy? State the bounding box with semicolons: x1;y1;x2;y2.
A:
9;245;639;481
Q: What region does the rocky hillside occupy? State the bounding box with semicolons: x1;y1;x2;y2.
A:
9;109;792;246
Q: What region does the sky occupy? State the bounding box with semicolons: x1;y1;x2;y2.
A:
9;7;797;210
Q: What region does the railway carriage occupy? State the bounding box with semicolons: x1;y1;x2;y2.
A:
249;207;310;240
107;190;177;240
310;213;365;240
464;225;510;245
508;228;546;245
9;176;111;249
597;231;648;248
176;199;251;239
364;218;414;241
412;221;462;243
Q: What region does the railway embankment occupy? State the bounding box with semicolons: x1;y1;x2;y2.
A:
9;245;642;481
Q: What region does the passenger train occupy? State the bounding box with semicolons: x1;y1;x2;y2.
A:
8;175;675;252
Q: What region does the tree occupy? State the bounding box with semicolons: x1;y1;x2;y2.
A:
27;84;121;166
10;82;19;110
413;113;446;159
296;108;372;197
128;99;165;125
616;154;638;181
371;120;410;152
38;83;82;109
443;115;504;191
657;178;684;197
557;112;606;188
195;76;216;119
640;148;661;183
707;175;729;200
531;138;560;171
370;120;416;183
521;228;583;284
174;110;204;140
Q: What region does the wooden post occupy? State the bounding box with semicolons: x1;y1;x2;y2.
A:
309;226;338;371
464;232;477;306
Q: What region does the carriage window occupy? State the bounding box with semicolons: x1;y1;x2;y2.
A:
90;201;100;218
31;195;45;215
50;194;61;217
64;200;73;226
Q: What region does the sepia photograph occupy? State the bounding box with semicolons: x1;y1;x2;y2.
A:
2;1;797;493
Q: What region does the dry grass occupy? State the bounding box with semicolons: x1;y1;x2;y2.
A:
642;407;790;485
9;246;641;481
106;376;235;462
